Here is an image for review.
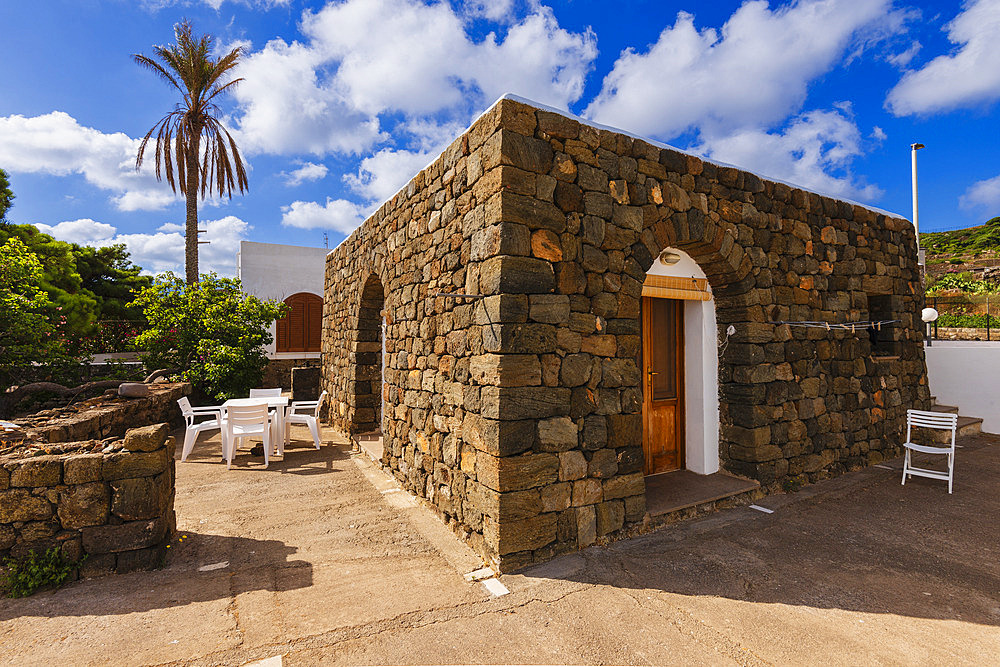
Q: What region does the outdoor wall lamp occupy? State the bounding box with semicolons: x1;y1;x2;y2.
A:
922;306;938;347
659;250;682;265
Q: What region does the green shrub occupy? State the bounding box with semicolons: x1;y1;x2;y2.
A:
926;272;1000;295
132;272;286;400
936;313;1000;328
2;547;82;598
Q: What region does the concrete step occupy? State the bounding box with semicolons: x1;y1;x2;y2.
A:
922;415;983;443
930;403;959;414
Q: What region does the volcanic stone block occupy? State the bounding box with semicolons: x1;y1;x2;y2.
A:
476;452;559;493
558;450;587;481
462;414;536;456
493;128;554;174
9;456;62;487
576;505;597;547
572;478;602;506
480;386;572;420
541;482;572;512
490;512;557;555
469;354;542;387
64;453;104;484
596;500;625;537
602;473;644;500
0;488;52;523
102;447;171;481
529;294;570;324
123;423;168;453
111;474;170;521
81;517;168;554
480;255;556;295
537;417;578;452
57;482;110;529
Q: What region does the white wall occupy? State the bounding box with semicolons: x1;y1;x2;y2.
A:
237;241;329;358
647;249;720;475
924;341;1000;433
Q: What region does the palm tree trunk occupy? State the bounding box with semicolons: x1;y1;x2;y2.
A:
184;137;201;285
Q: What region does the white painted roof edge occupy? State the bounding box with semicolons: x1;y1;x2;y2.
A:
240;239;328;253
330;92;908;257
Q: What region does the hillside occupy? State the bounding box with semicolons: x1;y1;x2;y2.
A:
920;216;1000;279
921;216;1000;254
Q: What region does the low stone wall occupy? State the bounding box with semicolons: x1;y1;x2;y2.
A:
261;358;322;390
933;327;999;341
13;383;190;444
0;424;175;577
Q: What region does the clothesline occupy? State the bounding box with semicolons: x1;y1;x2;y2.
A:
770;320;900;332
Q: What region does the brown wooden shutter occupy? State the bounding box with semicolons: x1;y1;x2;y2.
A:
276;293;322;353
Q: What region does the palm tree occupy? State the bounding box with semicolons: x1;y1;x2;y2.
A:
134;20;248;284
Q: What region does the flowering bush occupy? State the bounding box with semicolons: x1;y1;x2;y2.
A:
132;273;286;400
0;238;69;390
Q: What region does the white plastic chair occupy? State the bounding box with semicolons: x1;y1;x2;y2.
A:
283;391;327;454
222;404;272;470
249;388;283;398
901;409;959;493
177;396;223;462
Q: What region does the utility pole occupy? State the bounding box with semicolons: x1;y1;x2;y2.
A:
911;142;924;266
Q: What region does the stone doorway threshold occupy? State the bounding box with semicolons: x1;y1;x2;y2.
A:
644;469;760;516
354;431;383;462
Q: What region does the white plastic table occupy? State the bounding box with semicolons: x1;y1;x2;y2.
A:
222;396;290;452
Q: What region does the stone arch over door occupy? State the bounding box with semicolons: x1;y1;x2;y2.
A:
631;203;755;479
352;274;385;435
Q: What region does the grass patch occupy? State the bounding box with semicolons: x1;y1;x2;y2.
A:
1;547;83;598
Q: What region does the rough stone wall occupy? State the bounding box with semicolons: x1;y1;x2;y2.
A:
0;424;176;577
261;358;322;390
323;98;929;572
14;383;190;444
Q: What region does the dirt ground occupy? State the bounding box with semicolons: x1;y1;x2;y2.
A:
1;424;998;666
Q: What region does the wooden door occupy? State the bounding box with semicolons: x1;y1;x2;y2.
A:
641;297;685;475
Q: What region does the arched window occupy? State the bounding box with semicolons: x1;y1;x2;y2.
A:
276;292;323;353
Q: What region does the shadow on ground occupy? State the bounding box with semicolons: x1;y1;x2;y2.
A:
0;530;313;621
521;433;1000;628
177;434;352;475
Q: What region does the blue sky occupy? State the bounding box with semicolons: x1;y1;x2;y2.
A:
2;0;999;276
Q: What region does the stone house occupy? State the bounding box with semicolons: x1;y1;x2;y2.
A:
321;96;929;572
238;240;327;388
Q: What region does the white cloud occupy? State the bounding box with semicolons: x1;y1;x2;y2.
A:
886;41;921;68
345;148;436;203
887;0;1000;115
960;174;1000;212
34;216;251;276
695;108;882;202
0;111;177;211
283;161;329;186
461;0;517;22
34;219;116;245
585;0;893;138
230;38;385;156
230;0;596;156
142;0;290;10
280;198;368;233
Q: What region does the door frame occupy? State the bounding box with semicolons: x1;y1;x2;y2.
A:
641;296;686;475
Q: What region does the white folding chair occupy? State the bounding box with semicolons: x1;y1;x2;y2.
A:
177;396;224;462
222;404;272;470
901;409;959;493
249;388;283;398
283;391;327;453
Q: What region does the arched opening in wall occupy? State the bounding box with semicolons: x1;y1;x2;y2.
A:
352;275;385;436
641;247;720;478
276;292;323;353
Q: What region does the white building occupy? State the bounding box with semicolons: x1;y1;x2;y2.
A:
237;241;328;361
